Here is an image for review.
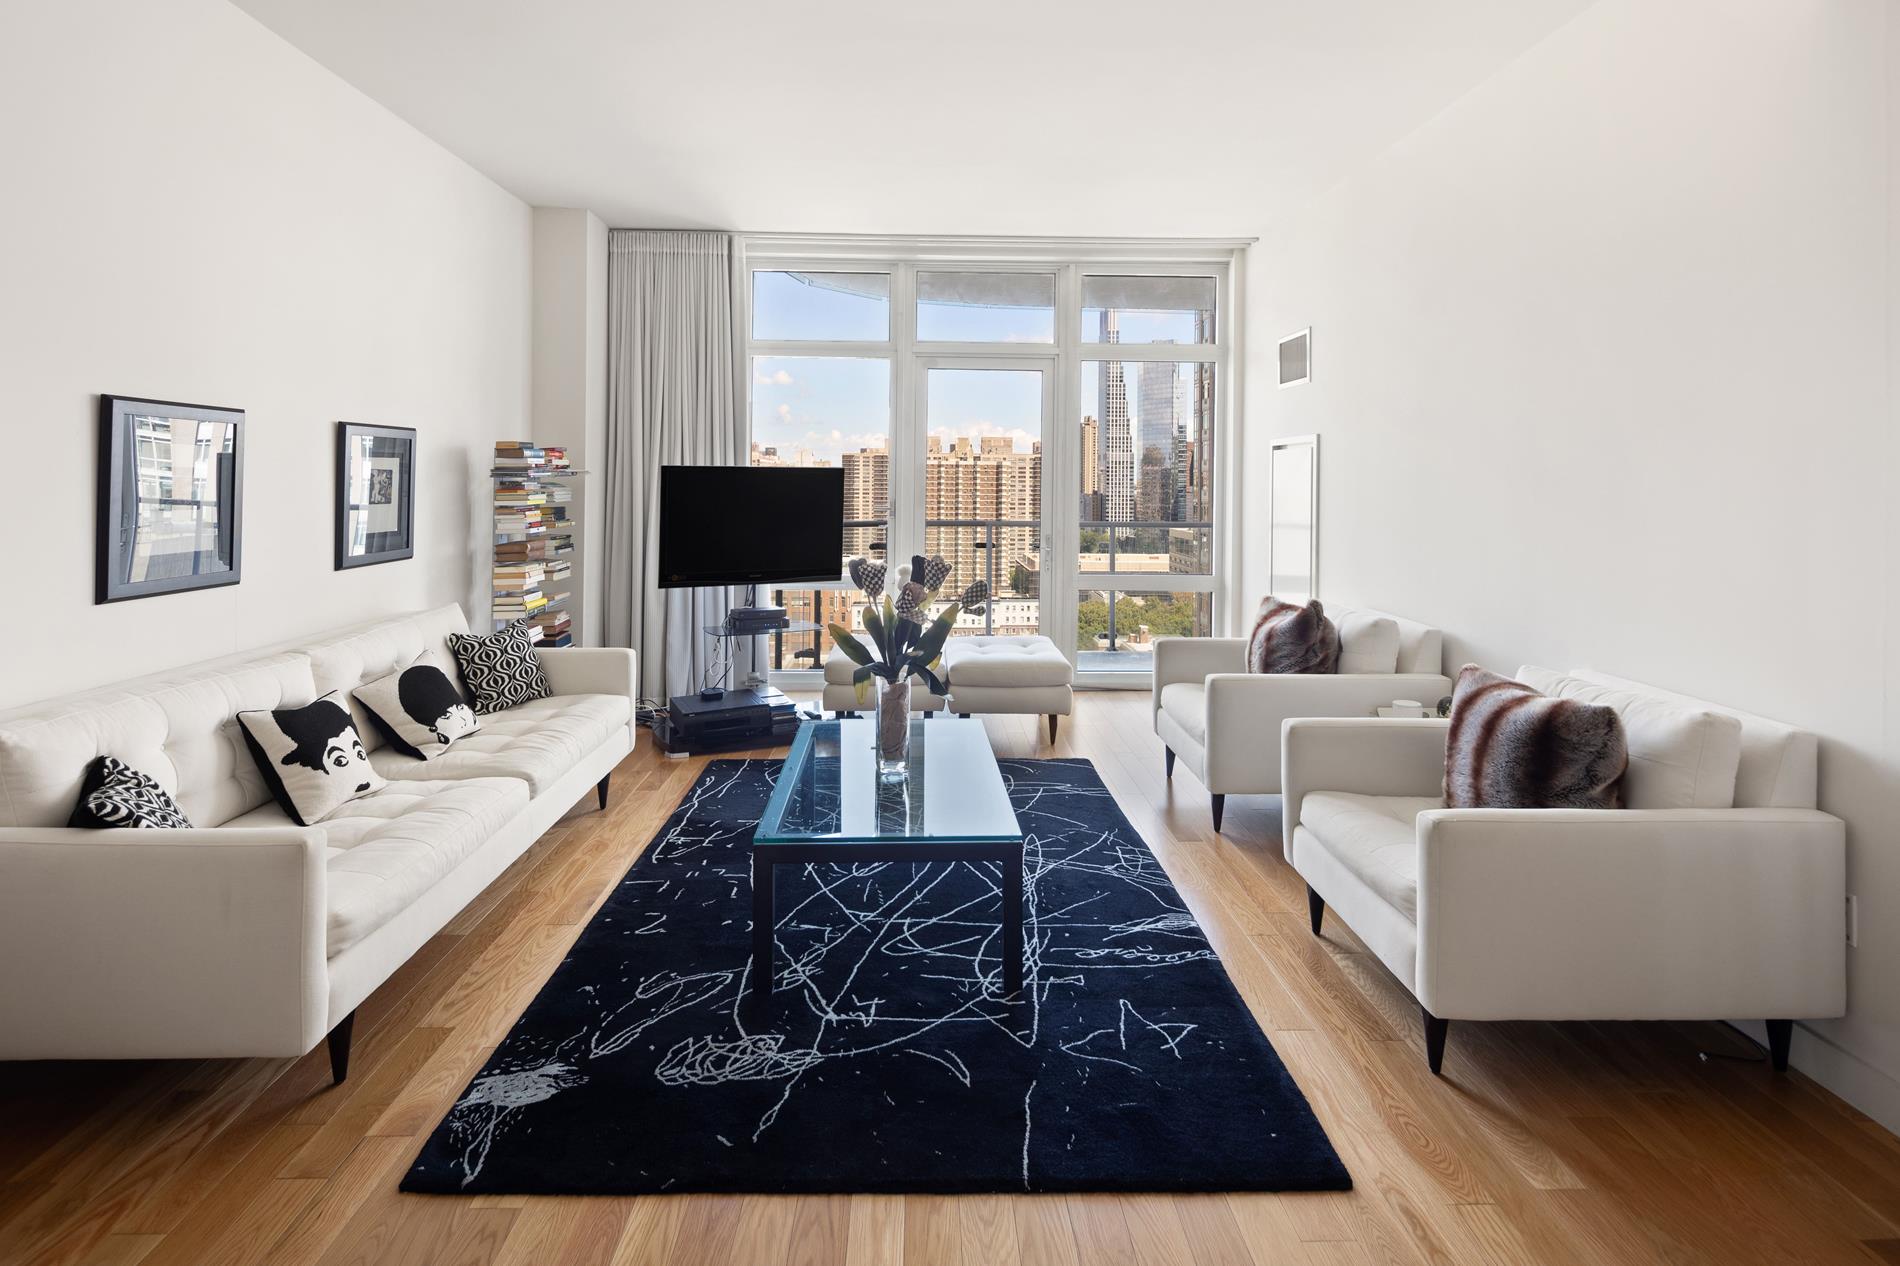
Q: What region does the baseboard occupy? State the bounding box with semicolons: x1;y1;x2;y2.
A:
1732;1018;1900;1137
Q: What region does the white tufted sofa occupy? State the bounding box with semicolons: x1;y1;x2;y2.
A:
0;604;635;1081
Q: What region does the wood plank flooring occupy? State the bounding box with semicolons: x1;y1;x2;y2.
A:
3;691;1898;1265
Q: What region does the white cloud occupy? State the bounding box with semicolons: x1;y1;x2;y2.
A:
755;368;794;386
929;421;1038;451
776;403;792;420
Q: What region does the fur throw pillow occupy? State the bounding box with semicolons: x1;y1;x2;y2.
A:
1247;597;1340;675
1443;665;1628;809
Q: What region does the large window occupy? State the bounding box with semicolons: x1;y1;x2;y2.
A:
743;245;1233;681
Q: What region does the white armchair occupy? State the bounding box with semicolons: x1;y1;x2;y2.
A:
1281;670;1847;1076
1153;605;1450;831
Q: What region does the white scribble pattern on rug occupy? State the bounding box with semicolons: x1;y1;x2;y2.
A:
433;758;1221;1188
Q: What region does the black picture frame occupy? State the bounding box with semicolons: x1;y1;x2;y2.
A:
97;395;244;604
335;422;417;570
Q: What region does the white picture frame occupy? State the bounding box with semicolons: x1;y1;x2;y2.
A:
1277;327;1311;388
1268;435;1318;603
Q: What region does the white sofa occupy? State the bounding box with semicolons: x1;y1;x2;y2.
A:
1282;667;1846;1075
1153;605;1451;830
0;604;635;1082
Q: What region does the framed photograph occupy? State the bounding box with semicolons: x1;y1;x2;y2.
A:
1277;328;1311;387
336;423;416;569
97;395;244;604
1268;434;1319;603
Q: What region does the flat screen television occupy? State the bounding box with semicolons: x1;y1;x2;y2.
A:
657;465;845;589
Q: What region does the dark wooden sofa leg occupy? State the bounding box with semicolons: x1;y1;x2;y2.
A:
597;774;611;811
1047;714;1059;744
1307;885;1324;935
1423;1008;1449;1075
327;1011;355;1085
1766;1019;1793;1071
1210;794;1226;832
1164;746;1175;778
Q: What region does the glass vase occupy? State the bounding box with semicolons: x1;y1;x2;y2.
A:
873;675;912;781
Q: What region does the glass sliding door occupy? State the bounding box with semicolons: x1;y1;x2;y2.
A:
907;361;1054;640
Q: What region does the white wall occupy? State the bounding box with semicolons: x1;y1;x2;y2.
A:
1244;0;1900;1126
0;0;531;710
530;208;609;647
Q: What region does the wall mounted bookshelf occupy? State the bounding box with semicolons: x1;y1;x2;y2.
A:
490;440;585;646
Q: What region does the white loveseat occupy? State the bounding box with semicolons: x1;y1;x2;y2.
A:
1153;605;1451;830
1282;667;1846;1075
0;604;635;1082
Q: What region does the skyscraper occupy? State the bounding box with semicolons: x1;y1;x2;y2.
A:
921;438;1040;596
1099;311;1134;522
840;443;889;558
1079;414;1103;520
1136;359;1177;521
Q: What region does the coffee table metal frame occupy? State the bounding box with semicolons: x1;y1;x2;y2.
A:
749;718;1024;1005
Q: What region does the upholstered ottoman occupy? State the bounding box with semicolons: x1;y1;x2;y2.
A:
942;635;1075;743
820;646;946;715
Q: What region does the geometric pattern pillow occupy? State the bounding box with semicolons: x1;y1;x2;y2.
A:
353;658;481;759
448;620;551;715
236;691;387;826
67;754;194;829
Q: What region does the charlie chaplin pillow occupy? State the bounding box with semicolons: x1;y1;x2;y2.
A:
237;691;387;825
353;658;481;760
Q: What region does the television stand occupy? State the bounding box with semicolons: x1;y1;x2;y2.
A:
700;617;823;691
655;686;809;755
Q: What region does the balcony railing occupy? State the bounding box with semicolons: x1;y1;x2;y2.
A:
924;517;1040;638
1076;519;1213;575
768;516;1213;671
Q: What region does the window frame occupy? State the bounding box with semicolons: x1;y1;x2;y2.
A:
738;236;1248;688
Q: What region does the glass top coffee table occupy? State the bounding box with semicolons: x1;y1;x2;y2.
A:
751;716;1024;1004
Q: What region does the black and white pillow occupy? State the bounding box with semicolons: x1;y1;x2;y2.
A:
448;621;551;715
353;658;481;760
68;755;193;829
237;692;387;826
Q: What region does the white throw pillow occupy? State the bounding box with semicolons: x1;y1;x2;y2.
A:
1334;611;1401;675
353;658;480;760
237;691;387;825
1514;666;1742;810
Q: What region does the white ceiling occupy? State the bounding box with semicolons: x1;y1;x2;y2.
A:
233;0;1592;236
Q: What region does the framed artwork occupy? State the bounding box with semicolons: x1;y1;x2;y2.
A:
1278;328;1311;387
97;395;244;604
335;423;416;569
1268;434;1319;603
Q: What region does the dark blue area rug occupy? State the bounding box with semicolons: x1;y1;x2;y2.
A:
402;757;1351;1194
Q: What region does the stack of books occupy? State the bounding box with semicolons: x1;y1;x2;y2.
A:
492;561;549;625
493;441;552;474
491;438;581;638
529;607;572;647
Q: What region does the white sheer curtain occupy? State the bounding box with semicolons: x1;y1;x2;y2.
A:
602;229;749;701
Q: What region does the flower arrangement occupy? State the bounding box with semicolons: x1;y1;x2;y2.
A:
827;554;991;703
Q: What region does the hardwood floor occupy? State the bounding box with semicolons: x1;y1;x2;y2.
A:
4;691;1898;1265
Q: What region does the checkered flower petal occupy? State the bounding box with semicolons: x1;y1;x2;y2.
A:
957;579;990;613
847;557;886;598
894;580;927;623
921;554;953;591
